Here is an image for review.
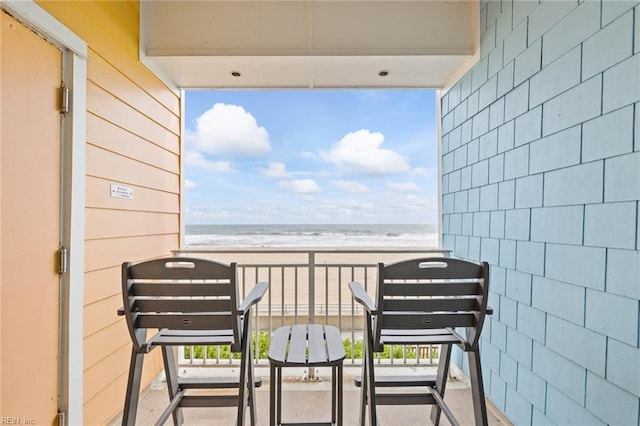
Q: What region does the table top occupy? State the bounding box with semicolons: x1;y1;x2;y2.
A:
268;324;346;367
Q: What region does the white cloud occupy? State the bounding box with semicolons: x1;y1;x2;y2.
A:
278;179;321;194
185;179;196;189
185;151;232;172
190;103;270;156
387;182;421;192
321;129;410;175
259;162;290;178
332;179;369;193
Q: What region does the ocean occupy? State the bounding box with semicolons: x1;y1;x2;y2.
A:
185;223;439;248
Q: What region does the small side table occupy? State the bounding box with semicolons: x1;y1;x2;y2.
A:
268;324;346;426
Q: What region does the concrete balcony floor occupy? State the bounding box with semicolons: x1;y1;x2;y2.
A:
112;366;511;425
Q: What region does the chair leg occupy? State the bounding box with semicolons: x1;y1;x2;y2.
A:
468;348;488;426
358;359;367;426
122;347;145;426
363;325;377;426
238;314;255;426
430;344;452;426
162;346;184;426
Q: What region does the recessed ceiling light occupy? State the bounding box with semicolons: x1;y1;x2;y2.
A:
231;71;241;77
379;70;389;77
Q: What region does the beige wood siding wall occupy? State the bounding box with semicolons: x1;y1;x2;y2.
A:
35;2;181;424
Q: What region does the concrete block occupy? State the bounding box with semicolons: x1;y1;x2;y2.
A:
503;145;529;180
530;46;581;108
443;234;455;252
606;248;640;299
481;20;496;59
473;211;491;237
514;106;542;147
513;0;538;28
490;210;505;238
507;327;533;369
506;269;532;304
500;295;518;329
488;42;504;78
442;151;454;174
528;0;578;43
479;129;498;160
516;240;545;276
449;125;462;150
602;0;637;26
481;237;500;265
498;179;515;210
583;11;633;80
586;372;639;426
582;105;634;162
469;236;481;261
584;201;637;249
636;102;640;151
530;125;581;174
468;90;480;117
499;238;516;269
495;1;513;44
472;107;490;139
504;81;529;122
497;120;515;153
505;384;533;426
500;353;518;387
479;75;498;110
454;235;469;259
586;289;638;346
441;91;450;115
636;4;640;54
472;159;490;188
492;318;507;351
497;61;515;98
542;0;600;66
453;145;468;171
468;187;480;212
542;75;602;136
442;111;455;135
480;183;499;212
532;276;585;325
483;339;501;375
515;174;543;209
546;385;606;426
472;57;489;93
442;133;450;154
449;81;461;107
442;214;451;234
489;154;504;184
603;54;640;113
460;73;472;100
504;19;528;65
605;152;640;202
454;190;468;213
546;315;606;376
489;97;505;130
534;343;587;405
532;409;555;426
462;212;474;235
607;338;640;397
543;161;604;206
531;206;584;245
545;243;606;290
505;208;530;240
514;39;542;86
461;119;473;145
490;372;507;412
461;165;472;190
449;213;462;235
517;303;546;344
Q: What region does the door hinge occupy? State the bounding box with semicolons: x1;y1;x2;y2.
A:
58;246;68;275
57;411;66;426
60;86;70;115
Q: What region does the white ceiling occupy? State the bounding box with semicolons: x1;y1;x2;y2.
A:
140;1;480;89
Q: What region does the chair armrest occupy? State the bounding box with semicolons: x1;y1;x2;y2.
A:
348;281;377;314
237;282;269;314
486;306;494;316
117;307;125;316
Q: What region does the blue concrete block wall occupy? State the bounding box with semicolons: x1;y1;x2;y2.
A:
440;1;640;424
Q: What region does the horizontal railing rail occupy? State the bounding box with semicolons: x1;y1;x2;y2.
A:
172;247;450;368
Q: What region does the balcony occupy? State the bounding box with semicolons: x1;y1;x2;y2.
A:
110;247;511;425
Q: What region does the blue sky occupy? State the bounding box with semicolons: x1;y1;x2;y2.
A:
184;90;438;225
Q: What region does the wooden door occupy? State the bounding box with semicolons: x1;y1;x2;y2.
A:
1;11;62;424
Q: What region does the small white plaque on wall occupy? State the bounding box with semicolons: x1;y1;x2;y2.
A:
110;184;134;200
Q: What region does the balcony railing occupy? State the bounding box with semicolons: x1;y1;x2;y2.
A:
172;247;450;369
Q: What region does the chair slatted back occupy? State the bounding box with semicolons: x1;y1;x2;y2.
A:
122;257;241;352
374;257;489;350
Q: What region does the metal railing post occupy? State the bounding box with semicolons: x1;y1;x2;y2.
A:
308;251;316;379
